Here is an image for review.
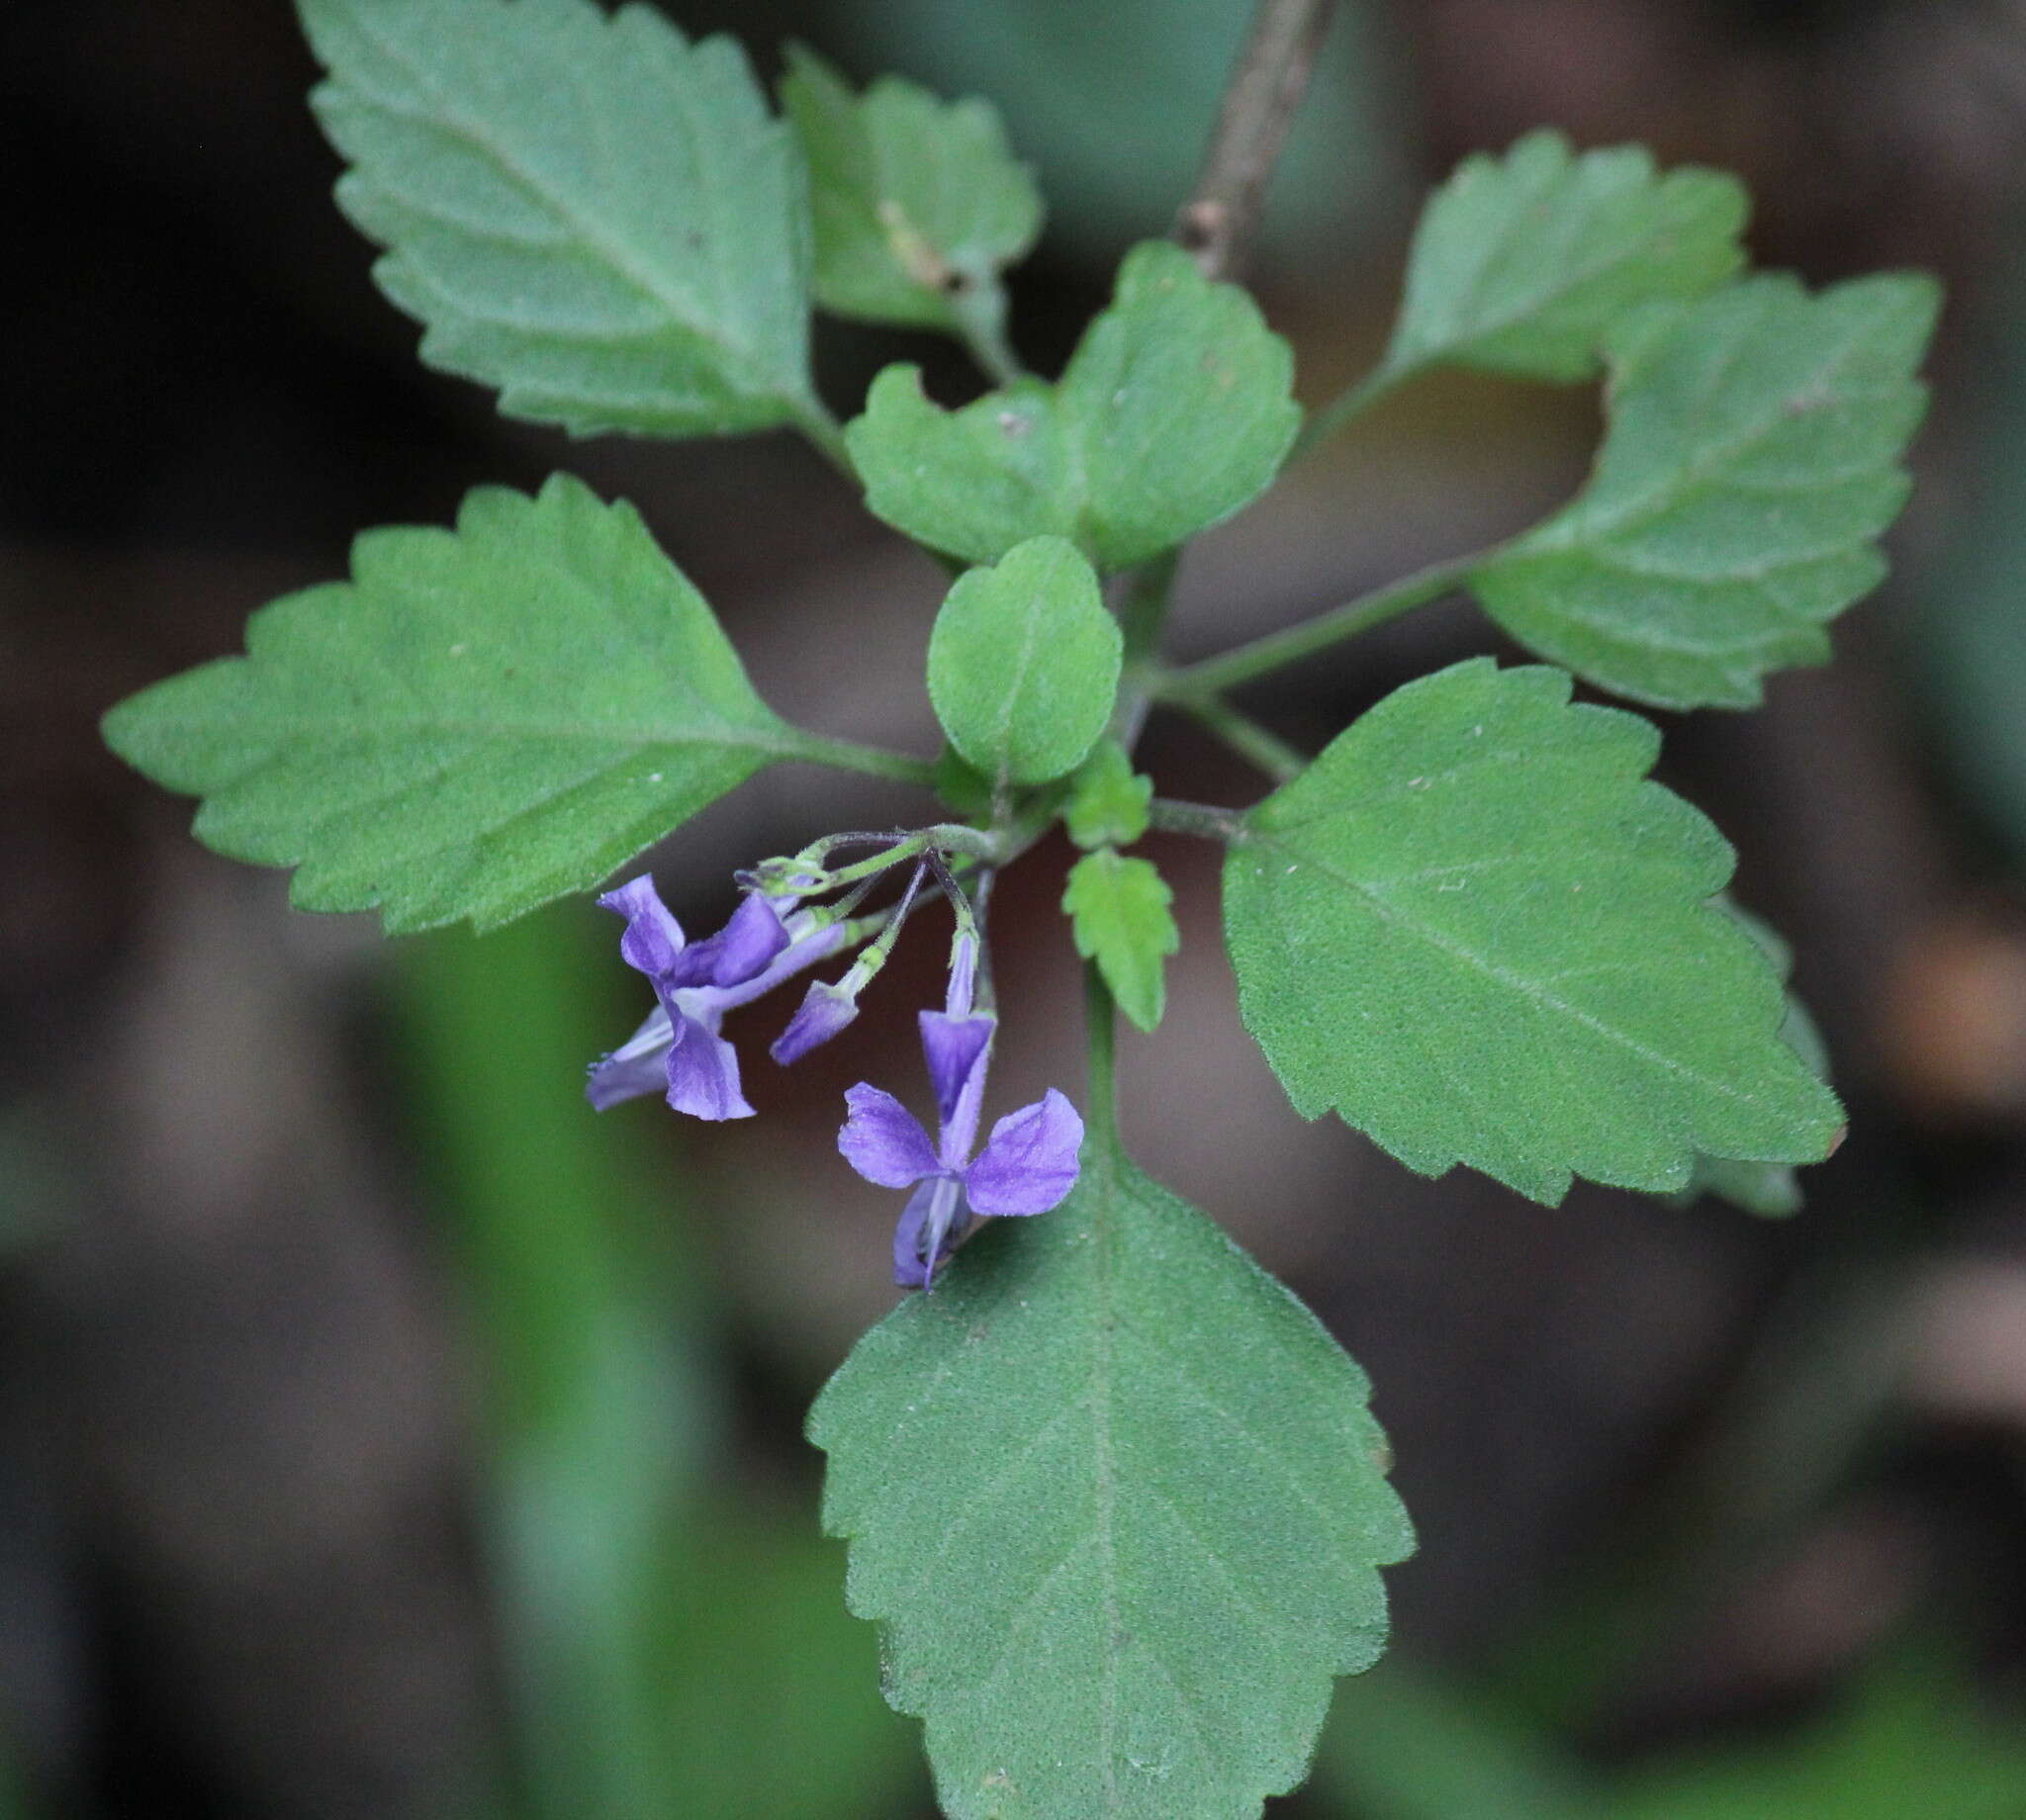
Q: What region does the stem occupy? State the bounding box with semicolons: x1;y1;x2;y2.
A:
785;391;858;481
1082;962;1119;1142
1178;696;1306;782
1156;546;1491;700
786;732;938;789
1174;0;1339;282
1118;548;1183;668
1107;550;1185;753
948;280;1028;387
1148;797;1248;843
1291;358;1411;461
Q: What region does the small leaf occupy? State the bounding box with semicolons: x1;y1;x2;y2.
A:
1222;659;1844;1204
811;1148;1413;1820
1470;273;1940;708
298;0;816;437
102;476;800;934
1064;849;1178;1033
848;241;1300;569
926;537;1121;785
1063;740;1152;849
780;44;1041;333
1676;905;1832;1218
1384;130;1748;385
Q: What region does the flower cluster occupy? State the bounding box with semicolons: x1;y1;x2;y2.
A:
588;831;1083;1289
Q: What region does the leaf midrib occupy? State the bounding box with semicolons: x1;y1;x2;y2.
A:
1246;823;1790;1122
1525;312;1900;552
345;6;787;397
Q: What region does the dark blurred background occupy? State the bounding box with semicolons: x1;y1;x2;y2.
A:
9;0;2026;1814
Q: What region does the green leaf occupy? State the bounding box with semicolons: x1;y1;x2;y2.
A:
1064;850;1178;1033
926;536;1121;785
1470;273;1940;708
810;1147;1414;1820
298;0;816;438
780;44;1041;333
1384;130;1748;385
102;475;800;934
1064;740;1152;849
1222;659;1844;1205
1675;905;1831;1218
848;241;1300;569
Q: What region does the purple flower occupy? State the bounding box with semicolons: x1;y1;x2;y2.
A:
838;937;1083;1288
588;876;843;1120
771;979;861;1065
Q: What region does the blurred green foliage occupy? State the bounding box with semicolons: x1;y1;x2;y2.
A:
391;904;925;1818
1319;1651;2026;1820
832;0;1404;263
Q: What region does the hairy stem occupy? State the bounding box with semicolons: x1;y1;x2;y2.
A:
1083;961;1120;1142
949;280;1029;387
1107;0;1335;766
787;732;938;789
1292;359;1411;461
1155;547;1492;700
1178;696;1306;782
1148;798;1249;843
786;391;858;480
1175;0;1338;282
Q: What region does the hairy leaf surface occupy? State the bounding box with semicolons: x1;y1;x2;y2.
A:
102;477;800;933
781;45;1041;332
1471;274;1940;707
1063;850;1177;1033
811;1147;1413;1820
1223;660;1844;1203
299;0;816;437
926;537;1121;785
1677;906;1831;1218
848;241;1299;569
1385;130;1747;384
1064;742;1153;851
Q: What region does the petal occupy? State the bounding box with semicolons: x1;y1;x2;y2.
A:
963;1089;1085;1216
663;1012;754;1121
890;1180;937;1289
770;979;859;1065
945;931;978;1019
667;892;790;989
839;1084;940;1188
585;1006;674;1110
709;892;791;984
892;1176;967;1291
711;916;846;1013
599;875;687;982
919;1011;994;1160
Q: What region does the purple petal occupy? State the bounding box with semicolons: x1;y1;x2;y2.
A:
945;932;978;1019
711;893;791;982
709;915;846;1013
664;1012;754;1121
586;1007;674;1110
599;875;687;981
892;1176;967;1291
770;979;859;1065
962;1089;1084;1216
838;1085;940;1188
919;1012;994;1162
667;892;790;989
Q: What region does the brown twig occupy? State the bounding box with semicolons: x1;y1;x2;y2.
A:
1174;0;1338;282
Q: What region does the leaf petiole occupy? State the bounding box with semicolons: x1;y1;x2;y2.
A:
1176;694;1306;782
1147;797;1248;842
1153;545;1496;700
1290;358;1412;461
